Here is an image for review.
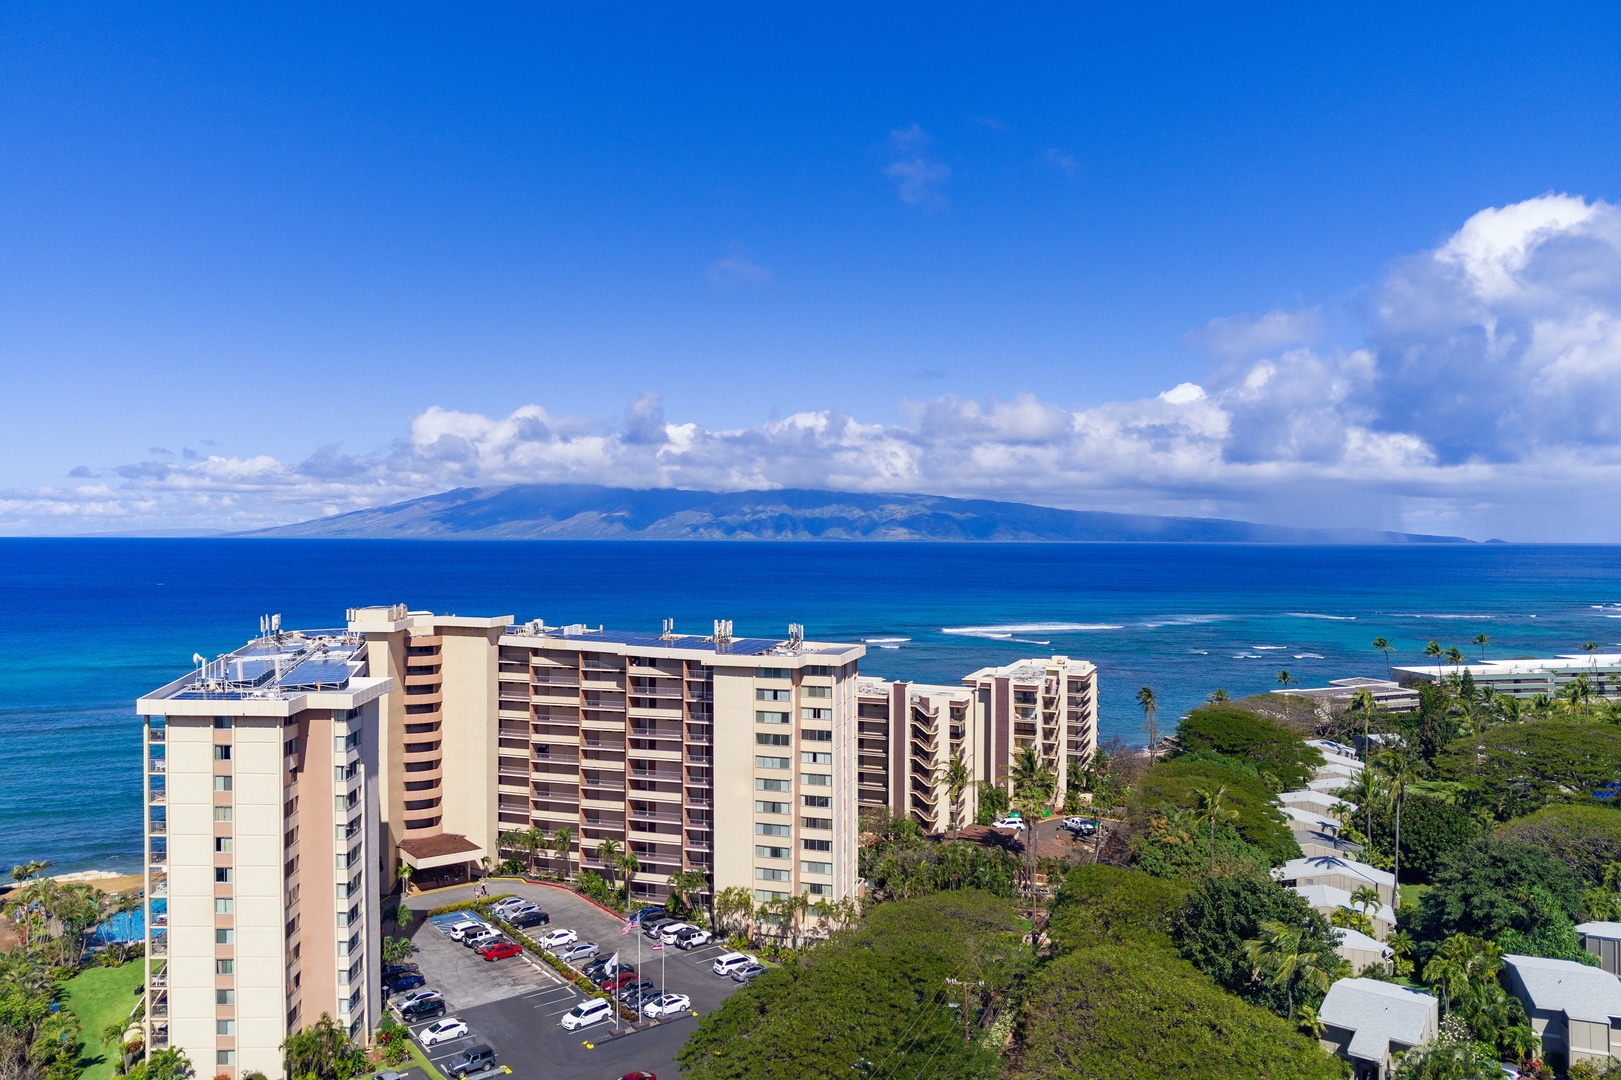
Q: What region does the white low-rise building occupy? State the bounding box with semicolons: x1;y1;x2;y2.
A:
1309;774;1353;794
1292;882;1396;939
1279;789;1354;816
1503;954;1621;1070
1332;926;1394;974
1274;855;1395;907
1317;978;1437;1080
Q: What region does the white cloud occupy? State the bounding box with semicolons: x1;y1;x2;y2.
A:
883;123;950;208
1042;148;1080;176
10;194;1621;540
705;249;771;288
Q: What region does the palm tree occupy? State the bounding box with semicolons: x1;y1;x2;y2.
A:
1296;1003;1326;1039
1191;785;1239;875
1348;885;1381;922
552;826;573;880
714;885;754;938
1136;686;1159;757
1472;633;1490;661
1243;919;1334;1022
616;849;641;906
1373;745;1423;913
1207;688;1230;703
1349;687;1378;753
932;750;972;831
396;863;413;896
1007;746;1056;952
1444;646;1466;683
1372;637;1394;679
596;837;622;889
666;869;709;916
1424;640;1443;680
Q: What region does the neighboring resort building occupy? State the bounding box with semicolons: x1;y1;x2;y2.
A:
1395;653;1621;700
853;655;1099;831
1274;678;1420;714
137;625;390;1077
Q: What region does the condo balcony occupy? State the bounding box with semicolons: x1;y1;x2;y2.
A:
146;727;165;743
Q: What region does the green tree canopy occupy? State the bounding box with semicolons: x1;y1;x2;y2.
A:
677;890;1026;1080
1362;790;1482;881
1046;864;1191;951
1170;874;1343;1018
1411;839;1590;964
1132;758;1300;867
1432;720;1621;820
1174;706;1321;792
1007;944;1342;1080
1494;803;1621;884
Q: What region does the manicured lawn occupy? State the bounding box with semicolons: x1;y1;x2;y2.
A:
62;962;145;1080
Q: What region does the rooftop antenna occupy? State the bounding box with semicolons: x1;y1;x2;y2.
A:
661;618;675;641
788;623;804;651
713;619;733;648
271;613;282;639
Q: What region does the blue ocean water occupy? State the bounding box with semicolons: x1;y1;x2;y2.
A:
4;538;1620;875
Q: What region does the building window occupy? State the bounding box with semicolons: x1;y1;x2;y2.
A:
755;823;790;837
755;688;791;702
213;718;233;729
755;846;790;860
216;990;235;1005
755;711;790;724
213;745;231;761
213;775;233;792
800;708;831;721
755;756;790;770
755;778;790;793
217;1051;235;1067
216;1020;235;1036
805;882;832;896
801;728;832;742
804;666;832;677
801;861;832;875
215;959;234;975
755;867;790;882
755;889;787;902
284;737;299;756
215;898;233;915
803;794;831;808
754;801;790;815
214;837;233;853
757;668;792;680
213;806;233;822
802;685;831;699
801;773;831;787
801;752;832;765
802;839;832;852
215;868;232;883
215;928;234;945
755;732;790;746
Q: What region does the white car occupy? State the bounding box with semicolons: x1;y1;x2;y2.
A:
559;997;613;1031
641;993;691;1019
712;952;757;976
673;926;713;950
658;922;695;944
418;1018;469;1047
489;898;531;916
447;920;489;941
992;817;1026;831
559;941;600;963
391;989;442;1013
536;928;577;951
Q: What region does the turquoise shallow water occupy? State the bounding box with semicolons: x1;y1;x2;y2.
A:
3;538;1619;873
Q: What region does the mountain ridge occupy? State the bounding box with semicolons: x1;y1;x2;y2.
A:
235;484;1474;544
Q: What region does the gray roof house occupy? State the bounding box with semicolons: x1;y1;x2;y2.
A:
1273;855;1396;907
1332;926;1394;974
1503;954;1621;1070
1577;922;1621;976
1317;978;1438;1079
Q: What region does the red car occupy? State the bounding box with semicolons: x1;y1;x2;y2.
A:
600;970;640;991
618;1074;657;1080
480;940;523;961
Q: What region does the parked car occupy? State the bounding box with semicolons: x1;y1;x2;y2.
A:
730;962;766;983
380;962;420;982
498;902;541;921
1061;817;1097;836
559;941;600;963
618;1073;658;1080
712;952;757;976
510;908;550;929
991;817;1025;831
641;915;678;939
600;970;640;991
536;928;577;951
490;897;531;915
397;995;446;1022
384;972;426;995
418;1018;470;1047
615;979;654;1003
673;927;712;950
393;988;440;1010
446;920;489;942
480;940;523;961
657;922;695;944
641;993;691;1019
444;1044;497;1079
463;929;503;950
560;998;613;1031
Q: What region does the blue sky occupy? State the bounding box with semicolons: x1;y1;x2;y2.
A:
4;4;1621;538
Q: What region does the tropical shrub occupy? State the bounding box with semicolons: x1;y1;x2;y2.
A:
1362;791;1481;881
1433;721;1621;820
1131;758;1300;867
1174;706;1321;791
1412;840;1593;963
1045;864;1190;950
1494;803;1621;884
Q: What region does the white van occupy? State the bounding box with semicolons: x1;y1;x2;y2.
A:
446;919;488;941
559;997;613;1031
711;951;757;976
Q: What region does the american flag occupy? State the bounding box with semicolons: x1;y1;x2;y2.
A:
651;940;663;951
621;910;643;936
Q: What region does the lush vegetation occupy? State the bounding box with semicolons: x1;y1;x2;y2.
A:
1044;864;1189;949
678;891;1025;1080
858;812;1020;900
1409;839;1592;964
1130;757;1299;868
1432;720;1621;820
1175;706;1322;791
1494;803;1621;885
61;963;145;1080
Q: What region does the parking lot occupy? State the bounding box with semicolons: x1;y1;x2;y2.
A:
390;882;747;1080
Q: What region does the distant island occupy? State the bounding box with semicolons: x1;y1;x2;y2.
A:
237;484;1474;543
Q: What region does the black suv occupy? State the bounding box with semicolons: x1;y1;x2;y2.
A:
446;1045;497;1079
510;908;549;929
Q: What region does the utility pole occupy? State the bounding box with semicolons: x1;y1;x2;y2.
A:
944;978;986;1047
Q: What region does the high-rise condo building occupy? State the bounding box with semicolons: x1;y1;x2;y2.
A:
137;625;389;1078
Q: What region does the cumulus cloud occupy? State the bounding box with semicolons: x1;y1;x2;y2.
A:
884;123;950;208
9;194;1621;540
705;248;771;288
1042;148;1080;177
